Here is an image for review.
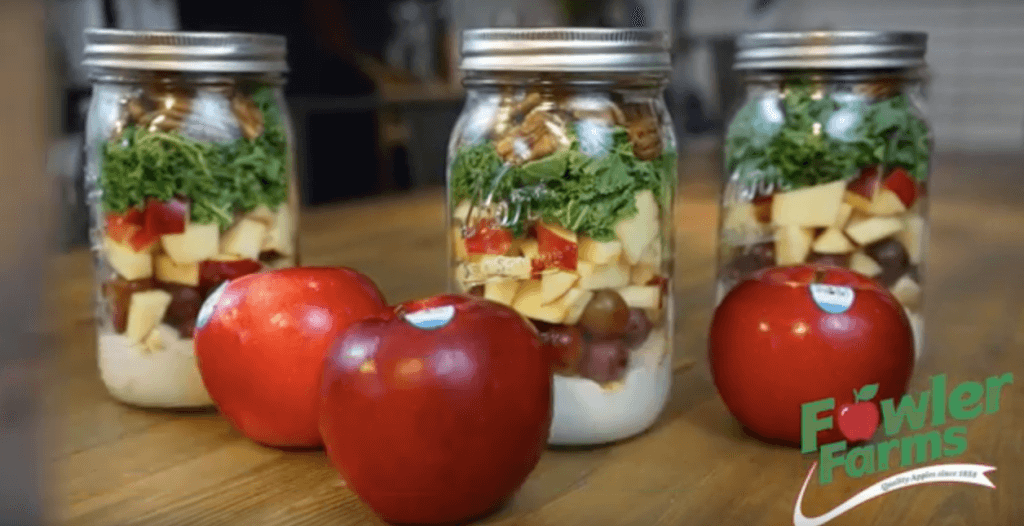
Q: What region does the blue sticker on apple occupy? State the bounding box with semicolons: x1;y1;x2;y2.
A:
809;283;855;314
404;305;456;330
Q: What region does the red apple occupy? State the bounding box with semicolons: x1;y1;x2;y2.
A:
536;222;577;271
836;383;881;442
846;165;881;200
194;267;388;448
143;196;189;235
319;294;551;524
199;258;263;295
709;265;914;447
881;167;918;208
106;207;158;252
464;219;513;255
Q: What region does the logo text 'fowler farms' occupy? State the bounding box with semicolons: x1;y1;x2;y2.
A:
793;372;1012;526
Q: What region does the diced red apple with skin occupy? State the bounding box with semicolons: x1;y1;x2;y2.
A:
846;166;917;213
536;222;578;271
771;180;846;228
104;277;154;333
143;197;189;236
106;208;145;245
464;219;513;256
104;236;154;281
882;168;918;208
161;222;220;264
199;256;263;295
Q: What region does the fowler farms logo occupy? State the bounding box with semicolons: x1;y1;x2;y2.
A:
792;372;1013;526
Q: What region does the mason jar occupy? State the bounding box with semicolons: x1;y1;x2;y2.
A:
82;29;299;408
717;31;931;358
446;29;678;446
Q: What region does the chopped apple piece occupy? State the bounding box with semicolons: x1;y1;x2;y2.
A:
511;280;568;324
221;218;269;260
560;288;594;325
125;289;173;344
898;214;926;264
453;200;472;224
578;237;622;265
849;251;883;277
261;207;294;256
639;238;662;266
845;216;904;246
614;190;659;264
774;226;814;265
519;239;540;260
451;227;468;260
104;236;154;281
578;260;630;290
484;279;521;306
833;202;854;228
245;205;277;225
771;180;846;227
630;263;658;286
161;222;219;264
536;222;577;271
155;254;200;286
615;286;661;309
812;228;855;254
890;275;922;309
542;271;578;304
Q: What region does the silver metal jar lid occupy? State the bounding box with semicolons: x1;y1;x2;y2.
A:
734;31;927;71
460;28;671;73
82;28;288;74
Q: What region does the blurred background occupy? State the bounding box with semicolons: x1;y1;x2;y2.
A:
43;0;1024;252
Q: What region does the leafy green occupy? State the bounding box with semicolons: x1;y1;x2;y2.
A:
449;127;676;241
99;86;290;230
724;78;931;191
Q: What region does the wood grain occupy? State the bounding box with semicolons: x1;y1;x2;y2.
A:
47;159;1024;526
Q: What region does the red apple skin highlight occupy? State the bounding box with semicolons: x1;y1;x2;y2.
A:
709;265;915;447
194;267;388;448
319;294;552;525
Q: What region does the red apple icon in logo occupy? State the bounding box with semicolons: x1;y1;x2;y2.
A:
837;383;881;442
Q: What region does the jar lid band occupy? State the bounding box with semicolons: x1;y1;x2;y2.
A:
460;28;671;73
734;31;927;71
82;29;288;74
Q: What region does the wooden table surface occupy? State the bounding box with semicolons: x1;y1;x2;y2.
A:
46;154;1024;526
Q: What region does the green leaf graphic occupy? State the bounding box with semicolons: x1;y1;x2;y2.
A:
857;383;879;402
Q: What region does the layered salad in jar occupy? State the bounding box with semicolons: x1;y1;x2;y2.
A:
447;89;677;444
720;78;930;355
90;79;296;407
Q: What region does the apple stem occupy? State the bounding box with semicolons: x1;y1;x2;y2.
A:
812;268;827;284
852;388;861;402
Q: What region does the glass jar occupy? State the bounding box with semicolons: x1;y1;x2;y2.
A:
717;31;930;357
447;29;678;446
82;29;299;408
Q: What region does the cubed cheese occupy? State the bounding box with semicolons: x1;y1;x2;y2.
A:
484;279;521;306
811;227;855;254
849;251;883;277
833;202;854;228
125;289;173;344
578;260;630;289
104;236;153;281
512;281;567;324
161;222;220;265
897;214;926;264
771;180;846;227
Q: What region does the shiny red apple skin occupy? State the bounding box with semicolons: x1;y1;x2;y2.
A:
709;265;914;447
536;222;577;271
194;267;388;448
464;219;513;255
837;402;880;442
143;196;189;235
199;258;263;295
881;167;918;208
320;294;552;525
